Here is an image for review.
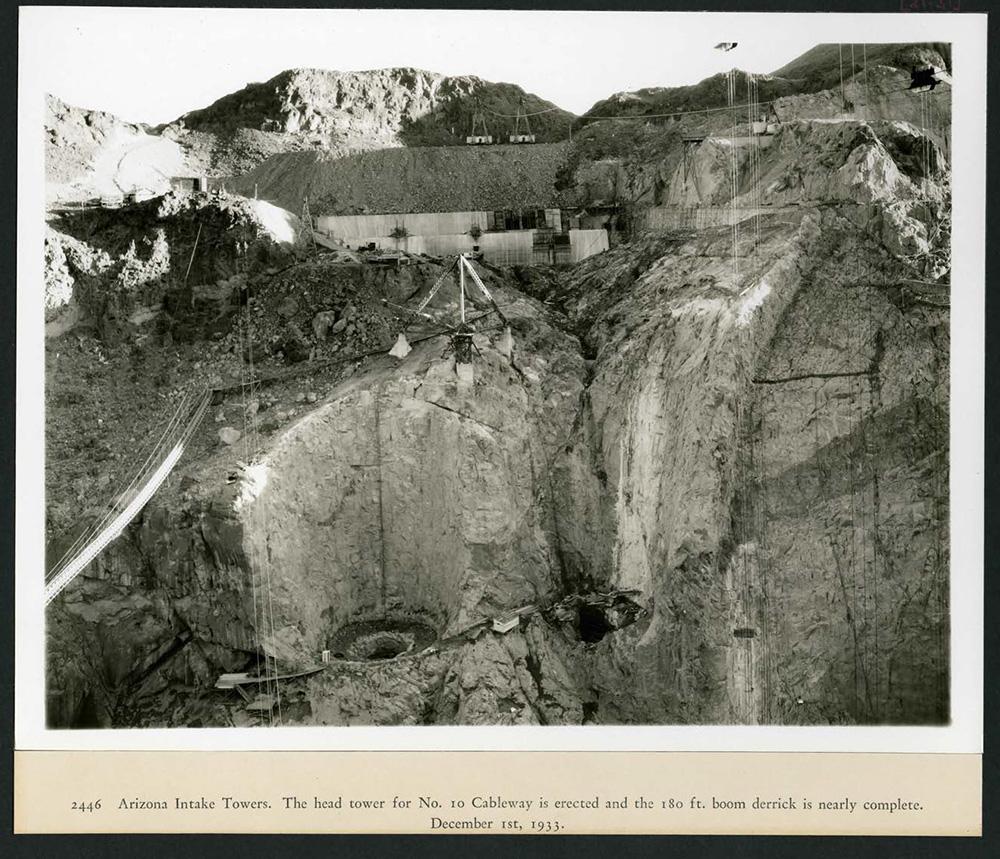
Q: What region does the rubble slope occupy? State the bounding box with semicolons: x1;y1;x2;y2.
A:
229;142;572;216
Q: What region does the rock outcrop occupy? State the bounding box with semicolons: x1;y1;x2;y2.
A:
546;203;947;725
583;43;950;122
46;68;576;201
46;95;190;205
169;67;575;149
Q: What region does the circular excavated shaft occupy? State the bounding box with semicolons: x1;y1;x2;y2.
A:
328;618;438;662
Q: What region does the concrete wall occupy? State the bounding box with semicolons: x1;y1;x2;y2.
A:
316;209;569;243
319;227;609;266
317;211;489;241
342;231;537;265
569;229;610;262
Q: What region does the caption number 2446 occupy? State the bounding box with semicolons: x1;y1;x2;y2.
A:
71;800;102;813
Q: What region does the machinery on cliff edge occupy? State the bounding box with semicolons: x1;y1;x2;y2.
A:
385;254;514;382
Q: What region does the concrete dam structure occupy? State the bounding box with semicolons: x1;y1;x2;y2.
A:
316;210;609;266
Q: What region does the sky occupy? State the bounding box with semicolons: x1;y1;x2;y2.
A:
25;8;837;124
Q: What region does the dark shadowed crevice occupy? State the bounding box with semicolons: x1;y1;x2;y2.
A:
578;603;612;643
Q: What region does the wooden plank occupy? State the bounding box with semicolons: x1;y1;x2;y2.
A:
215;667;324;689
492;615;520;633
246;694;275;712
215;673;250;689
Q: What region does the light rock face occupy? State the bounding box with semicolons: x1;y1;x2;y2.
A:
661;120;950;283
668;120;944;207
569;57;950;213
552;195;947;724
218;426;242;445
44;227;107;336
753;244;949;725
45;278;598;728
237;315;587;663
45;95;190;204
48;67;577;191
769;64;952;155
437;618;584;725
548;218;816;723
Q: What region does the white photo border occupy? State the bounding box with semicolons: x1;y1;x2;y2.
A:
15;7;987;754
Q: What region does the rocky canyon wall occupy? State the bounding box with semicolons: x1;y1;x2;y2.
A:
44;117;950;728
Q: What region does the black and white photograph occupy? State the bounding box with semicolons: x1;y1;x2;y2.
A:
25;8;968;734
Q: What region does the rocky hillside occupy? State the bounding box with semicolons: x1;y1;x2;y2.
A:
560;42;952;212
582;43;950;120
519;116;949;725
46;67;576;201
169;67;574;145
769;42;951;95
45;42;949;209
531;207;948;726
44;230;584;727
45;95;190;204
45;191;303;339
158;67;574;176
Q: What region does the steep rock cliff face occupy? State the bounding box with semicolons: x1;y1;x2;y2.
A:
669;120;943;199
46;495;256;728
44;263;599;728
545;216;815;723
662;119;950;284
236;310;587;664
754;238;948;724
545;204;946;724
533;112;949;725
565;46;950;213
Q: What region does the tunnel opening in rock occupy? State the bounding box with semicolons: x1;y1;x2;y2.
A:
364;633;411;660
578;603;612;643
328;618;438;662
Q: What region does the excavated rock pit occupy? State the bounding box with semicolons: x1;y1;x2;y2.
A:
230;300;589;669
44;115;951;728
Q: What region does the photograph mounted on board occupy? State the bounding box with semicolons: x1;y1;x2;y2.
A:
39;16;951;730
